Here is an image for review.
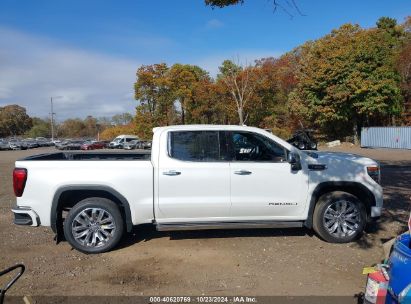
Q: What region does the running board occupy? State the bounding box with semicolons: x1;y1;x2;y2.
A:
156;221;304;231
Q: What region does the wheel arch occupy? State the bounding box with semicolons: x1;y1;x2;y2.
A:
304;181;376;229
51;185;133;238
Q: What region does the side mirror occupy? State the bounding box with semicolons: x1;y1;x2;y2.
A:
287;152;301;171
287;152;297;164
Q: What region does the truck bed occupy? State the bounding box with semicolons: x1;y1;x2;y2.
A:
20;151;151;161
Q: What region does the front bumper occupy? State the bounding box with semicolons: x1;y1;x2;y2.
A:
371;206;382;218
12;206;40;226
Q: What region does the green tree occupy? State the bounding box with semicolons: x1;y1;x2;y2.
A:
290;22;403;141
26;117;50;138
396;16;411;124
0;105;32;137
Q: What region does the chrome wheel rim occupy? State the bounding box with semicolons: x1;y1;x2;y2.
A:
71;208;116;248
323;200;361;238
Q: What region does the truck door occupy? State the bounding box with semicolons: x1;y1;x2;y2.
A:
228;131;308;218
157;130;231;221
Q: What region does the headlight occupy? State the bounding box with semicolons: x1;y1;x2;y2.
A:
367;166;381;184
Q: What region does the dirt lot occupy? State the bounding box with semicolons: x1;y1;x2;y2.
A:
0;146;410;299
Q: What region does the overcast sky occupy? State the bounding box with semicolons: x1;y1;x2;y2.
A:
0;0;409;120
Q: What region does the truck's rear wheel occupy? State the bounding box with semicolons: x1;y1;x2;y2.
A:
63;197;124;254
313;191;366;243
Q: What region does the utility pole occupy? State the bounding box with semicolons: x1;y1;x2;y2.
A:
50;97;55;142
50;96;62;142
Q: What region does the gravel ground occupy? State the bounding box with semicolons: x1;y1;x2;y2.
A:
0;146;410;299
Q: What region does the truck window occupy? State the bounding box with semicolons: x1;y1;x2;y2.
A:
229;131;286;162
169;131;222;161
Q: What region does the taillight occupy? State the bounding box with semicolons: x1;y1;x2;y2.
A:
13;168;27;197
367;166;380;184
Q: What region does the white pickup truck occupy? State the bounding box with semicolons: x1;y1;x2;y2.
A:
12;125;383;253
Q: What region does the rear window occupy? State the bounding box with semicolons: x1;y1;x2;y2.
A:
169;131;221;161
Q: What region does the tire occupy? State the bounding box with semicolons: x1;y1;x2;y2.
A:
298;142;306;150
63;197;124;254
313;191;366;243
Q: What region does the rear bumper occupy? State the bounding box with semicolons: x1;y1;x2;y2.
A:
12;206;40;226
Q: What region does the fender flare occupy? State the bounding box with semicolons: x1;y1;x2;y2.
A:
304;181;376;229
50;185;133;233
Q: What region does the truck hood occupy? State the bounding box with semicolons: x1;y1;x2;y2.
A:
303;151;378;167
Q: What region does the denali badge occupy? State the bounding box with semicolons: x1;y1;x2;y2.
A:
269;202;298;206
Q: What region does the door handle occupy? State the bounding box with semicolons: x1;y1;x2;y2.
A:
234;170;252;175
163;170;181;176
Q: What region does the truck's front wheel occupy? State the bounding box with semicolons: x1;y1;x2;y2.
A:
313;191;366;243
63;197;124;254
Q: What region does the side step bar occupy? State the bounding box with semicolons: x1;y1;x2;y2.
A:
156;220;304;231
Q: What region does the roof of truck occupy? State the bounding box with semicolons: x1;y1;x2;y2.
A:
153;124;261;132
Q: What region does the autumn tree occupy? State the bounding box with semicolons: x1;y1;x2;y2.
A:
169;64;210;124
190;79;234;124
289;20;404;141
58;119;86;138
100;124;137;141
111;113;133;126
0;105;32;137
134;63;175;138
83;115;98;138
217;60;263;125
253;55;299;136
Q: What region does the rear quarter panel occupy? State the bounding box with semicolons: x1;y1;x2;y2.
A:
15;160;154;226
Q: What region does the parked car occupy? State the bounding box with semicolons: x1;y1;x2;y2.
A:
134;140;151;150
108;135;139;149
11;125;383;254
56;140;84;150
52;139;62;146
9;140;27;150
36;137;53;147
23;140;39;149
123;139;140;150
55;140;69;150
0;140;10;150
101;140;110;148
64;140;84;150
80;141;106;150
141;140;152;150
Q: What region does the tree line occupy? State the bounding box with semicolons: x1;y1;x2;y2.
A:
0;105;133;140
134;16;411;141
2;16;409;143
